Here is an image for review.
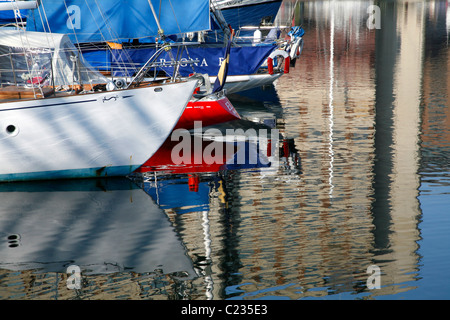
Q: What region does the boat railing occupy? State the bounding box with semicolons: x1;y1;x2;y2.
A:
125;43;201;89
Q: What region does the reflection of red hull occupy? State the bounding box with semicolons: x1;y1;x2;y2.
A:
136;136;236;174
175;94;240;130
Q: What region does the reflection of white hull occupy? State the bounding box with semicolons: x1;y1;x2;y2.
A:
0;178;195;277
208;73;283;94
0;80;197;182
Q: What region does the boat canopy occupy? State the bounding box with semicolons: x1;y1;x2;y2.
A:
213;0;282;29
0;29;107;87
26;0;211;43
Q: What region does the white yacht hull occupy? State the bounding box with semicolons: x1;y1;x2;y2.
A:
0;80;197;182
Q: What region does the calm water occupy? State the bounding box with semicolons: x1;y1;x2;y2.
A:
1;0;449;300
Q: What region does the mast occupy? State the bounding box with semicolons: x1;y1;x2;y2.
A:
147;0;164;36
145;0;180;80
210;3;231;43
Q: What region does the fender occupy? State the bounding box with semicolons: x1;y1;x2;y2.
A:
267;49;290;75
290;37;304;60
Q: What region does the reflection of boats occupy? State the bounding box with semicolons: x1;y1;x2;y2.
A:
0;178;196;277
0;29;197;182
227;83;284;125
134;126;301;215
136;136;235;174
134;128;274;209
134;135;301;218
140;174;216;215
135;126;280;175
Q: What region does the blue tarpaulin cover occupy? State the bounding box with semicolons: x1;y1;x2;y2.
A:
219;0;282;29
26;0;211;43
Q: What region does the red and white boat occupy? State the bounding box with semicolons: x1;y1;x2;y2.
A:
109;75;241;130
175;91;241;130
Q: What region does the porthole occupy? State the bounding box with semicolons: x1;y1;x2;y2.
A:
154;87;163;92
6;125;16;134
5;124;19;136
6;234;21;248
7;234;20;241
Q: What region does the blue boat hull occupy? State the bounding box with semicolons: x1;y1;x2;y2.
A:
82;44;277;78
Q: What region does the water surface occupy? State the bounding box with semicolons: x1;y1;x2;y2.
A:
1;0;449;300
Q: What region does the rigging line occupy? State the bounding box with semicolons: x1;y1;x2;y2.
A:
91;0;137;77
82;0;119;78
183;44;196;75
147;0;163;34
32;1;56;91
36;0;72;89
167;0;197;75
83;0;118;74
36;1;61;50
167;0;183;35
63;0;86;88
147;0;177;78
11;1;26;27
289;0;299;27
42;0;84;89
35;0;51;35
11;1;44;98
92;0;122;42
158;0;161;25
83;0;108;42
63;0;82;48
